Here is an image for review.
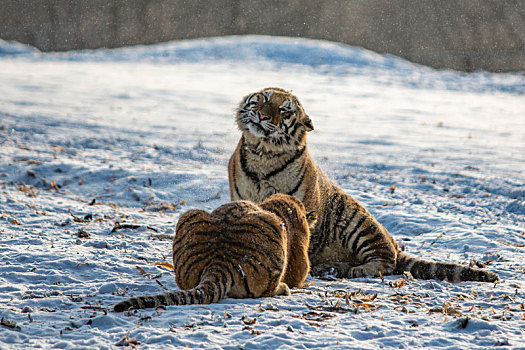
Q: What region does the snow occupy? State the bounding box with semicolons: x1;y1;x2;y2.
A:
1;35;524;349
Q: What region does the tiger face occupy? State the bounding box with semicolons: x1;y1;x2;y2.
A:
236;87;314;147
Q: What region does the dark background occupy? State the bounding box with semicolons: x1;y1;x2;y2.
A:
1;0;524;72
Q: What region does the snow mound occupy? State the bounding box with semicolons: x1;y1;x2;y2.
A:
2;35;523;94
0;39;39;56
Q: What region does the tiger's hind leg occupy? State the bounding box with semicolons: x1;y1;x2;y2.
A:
312;260;394;279
311;262;352;279
346;260;394;278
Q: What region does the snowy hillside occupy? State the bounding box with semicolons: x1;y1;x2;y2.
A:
0;36;524;349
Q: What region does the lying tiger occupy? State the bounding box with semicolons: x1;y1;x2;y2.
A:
114;194;315;312
228;87;499;283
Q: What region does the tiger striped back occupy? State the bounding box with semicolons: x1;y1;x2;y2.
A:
114;194;312;312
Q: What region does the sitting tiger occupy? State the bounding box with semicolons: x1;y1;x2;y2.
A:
228;87;499;283
114;194;315;312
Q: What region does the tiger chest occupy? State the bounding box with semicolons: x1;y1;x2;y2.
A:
239;160;301;202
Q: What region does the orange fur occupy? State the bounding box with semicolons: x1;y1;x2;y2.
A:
228;87;499;283
114;194;312;312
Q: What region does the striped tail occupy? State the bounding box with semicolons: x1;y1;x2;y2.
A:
394;252;500;283
114;266;232;312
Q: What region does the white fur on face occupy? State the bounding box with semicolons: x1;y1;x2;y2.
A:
246;123;267;138
261;89;274;103
280;98;295;113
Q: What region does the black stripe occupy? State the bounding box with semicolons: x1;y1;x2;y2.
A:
239;136;306;182
173;241;217;274
288;120;302;138
362;252;377;264
319;193;343;250
172;211;205;246
353;224;380;255
288;118;297;130
207;265;229;300
217;268;229;299
189;225;282;249
264;270;282;295
351;221;373;254
190;219;284;249
209;272;222;301
248;92;257;103
309;194;336;255
247;216;284;242
412;260;431;279
168;292;178;305
179;240;284;270
156;294;166;306
188;254;236;284
281;119;290;135
196;288;204;304
180;252;216;282
317;196;336;251
232;156;243;199
173;219;212;244
262;199;296;224
360;244;392;263
213;252;262;277
239;255;263;274
234;252;264;274
206;283;216;303
460;266;486;282
222;216;280;235
175;292;183;305
114;301;132;312
239;138;260;183
218;261;236;287
188;290;195;304
237;264;254;298
343;216;367;250
338;210;358;242
265;146;305;179
287;160;308;196
331;194;347;240
184;250;263;284
175;211;203;232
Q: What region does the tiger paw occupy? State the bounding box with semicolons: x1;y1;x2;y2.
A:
311;262;351;280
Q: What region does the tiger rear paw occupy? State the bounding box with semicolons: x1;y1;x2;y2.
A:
311;262;351;280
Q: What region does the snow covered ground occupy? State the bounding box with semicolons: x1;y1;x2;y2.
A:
0;35;524;349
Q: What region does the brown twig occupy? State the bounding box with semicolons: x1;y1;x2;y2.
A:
111;224;159;233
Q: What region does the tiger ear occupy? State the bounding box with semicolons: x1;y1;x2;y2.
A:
303;115;314;132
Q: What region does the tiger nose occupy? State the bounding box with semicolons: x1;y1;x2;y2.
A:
259;113;272;121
